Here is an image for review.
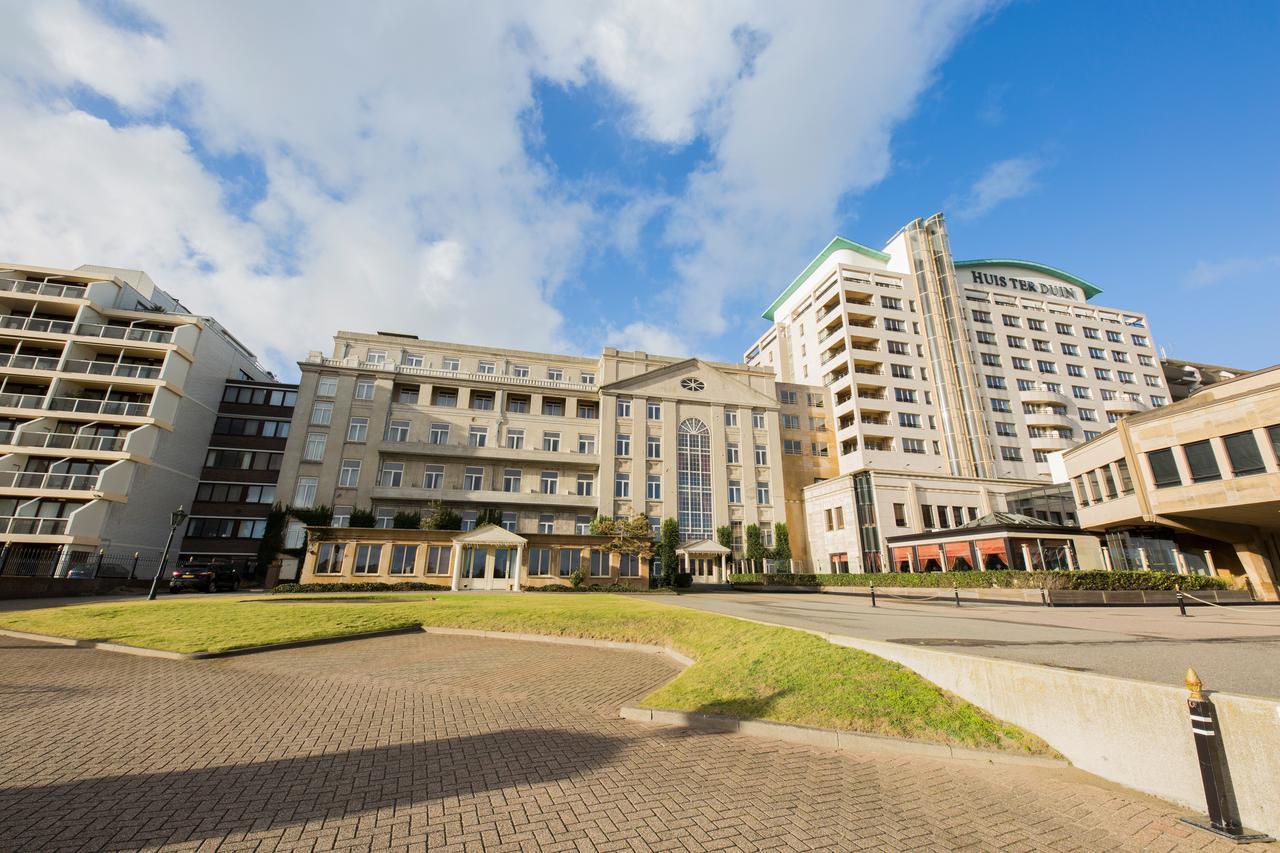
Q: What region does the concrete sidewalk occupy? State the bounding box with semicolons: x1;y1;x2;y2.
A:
644;591;1280;698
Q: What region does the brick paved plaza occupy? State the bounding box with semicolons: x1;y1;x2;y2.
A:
0;632;1247;852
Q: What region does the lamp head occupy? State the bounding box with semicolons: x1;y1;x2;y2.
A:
171;506;188;528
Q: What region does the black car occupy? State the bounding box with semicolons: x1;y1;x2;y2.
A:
169;564;240;593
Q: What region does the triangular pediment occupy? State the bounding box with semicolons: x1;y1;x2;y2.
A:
601;358;779;408
676;538;732;555
450;523;527;545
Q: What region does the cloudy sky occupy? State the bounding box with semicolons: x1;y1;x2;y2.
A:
0;1;1276;378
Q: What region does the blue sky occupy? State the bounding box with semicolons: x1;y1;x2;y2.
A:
0;1;1276;377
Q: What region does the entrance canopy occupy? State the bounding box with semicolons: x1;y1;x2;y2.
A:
676;539;731;557
449;524;528;546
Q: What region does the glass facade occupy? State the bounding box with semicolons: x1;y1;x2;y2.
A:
852;472;882;572
676;418;713;541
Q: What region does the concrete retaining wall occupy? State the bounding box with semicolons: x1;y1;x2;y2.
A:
831;635;1280;837
738;584;1252;606
0;576;143;599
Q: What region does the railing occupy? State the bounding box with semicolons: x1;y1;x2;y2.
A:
814;303;839;322
857;390;885;400
0;516;69;536
14;431;127;452
823;372;848;387
820;349;844;366
74;323;174;344
817;323;842;343
847;318;875;329
62;359;162;380
860;416;889;426
0;315;73;334
47;396;150;417
853;366;883;376
0;470;100;491
0;392;49;410
0;353;61;371
0;278;88;300
848;342;879;352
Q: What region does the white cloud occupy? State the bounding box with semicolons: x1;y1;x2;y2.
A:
1185;256;1280;289
603;321;694;358
951;156;1042;221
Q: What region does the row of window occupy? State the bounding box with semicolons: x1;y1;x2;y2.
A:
314;541;637;577
186;517;269;539
988;398;1164;420
776;389;825;407
204;449;283;471
194;482;276;504
341;351;596;385
1147;427;1280;490
212;416;291;438
782;438;830;456
978;344;1156;367
972;311;1150;346
222;385;297;407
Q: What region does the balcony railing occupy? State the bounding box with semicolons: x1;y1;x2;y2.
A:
0;278;88;300
0;316;73;335
47;396;150;417
13;431;127;452
820;349;845;366
74;323;174;344
0;470;100;491
0;392;49;410
0;353;61;371
62;359;163;380
0;516;69;535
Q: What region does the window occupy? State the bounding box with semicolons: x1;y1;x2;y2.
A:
724;410;738;427
1073;386;1091;399
501;510;519;531
311;401;333;426
783;438;803;454
375;508;395;529
1118;371;1135;384
902;438;925;454
441;356;460;371
293;477;317;507
1012;357;1031;370
316;376;338;397
991;399;1011;413
331;506;351;528
619;554;640;577
1055;322;1073;335
424;545;451;574
646;475;662;500
1139;354;1155;367
726;443;740;464
1067;364;1085;377
677;419;713;540
727;480;741;504
543;432;560;452
1079;408;1098;422
538;514;554;534
1034;339;1051;352
1145;374;1162;387
460;510;478;532
1037;360;1057;374
589;550;609;577
756;482;771;504
1148;448;1182;488
315;543;345;574
647;401;662;420
577;402;598;419
379;462;404;488
1000;446;1022;462
477;360;495;374
972;310;992;323
355;378;375;400
528;547;552;576
423;465;444;490
506;429;524;449
559;548;581;577
541;397;564;417
1106;330;1123;343
995;422;1017;437
429;423;449;444
1112;351;1130;364
1089;347;1106;360
980;353;1001;367
1003;314;1021;328
754;445;768;465
580;372;595;385
386;420;410;442
895;388;917;404
1151;396;1167;407
976;331;997;344
540;471;558;494
1061;344;1079;356
890;364;913;379
470;392;495;411
400;351;423;368
503;469;522;492
646;435;661;458
1083;327;1100;339
887;340;909;355
303;432;327;461
615;474;630;498
778;389;798;404
389;545;417;575
1184;440;1221;483
507;395;529;414
616;398;632;418
576;473;593;496
880;296;902;310
339;459;361;487
547;368;563;381
883;318;906;332
985;375;1006;390
432;388;458;407
468;425;487;447
339;414;364;440
781;414;800;429
1223;431;1266;476
463;466;483;490
752;410;766;429
512;364;529;378
616;434;631;456
898;413;921;428
578;434;595;454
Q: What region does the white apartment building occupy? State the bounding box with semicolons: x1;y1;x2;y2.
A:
0;263;272;574
277;332;788;560
745;213;1168;572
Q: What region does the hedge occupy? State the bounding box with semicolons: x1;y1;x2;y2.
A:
525;583;668;594
728;570;1228;592
270;581;451;593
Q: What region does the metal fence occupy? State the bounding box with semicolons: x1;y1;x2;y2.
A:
0;545;168;579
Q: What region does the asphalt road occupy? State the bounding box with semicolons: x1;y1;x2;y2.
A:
644;591;1280;698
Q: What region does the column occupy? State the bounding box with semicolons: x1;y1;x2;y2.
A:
449;543;462;591
513;544;523;592
1020;543;1034;572
1173;548;1188;576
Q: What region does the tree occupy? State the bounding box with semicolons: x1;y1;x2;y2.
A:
590;514;655;557
256;503;290;574
745;524;768;561
659;518;680;588
716;525;732;550
348;508;377;528
475;507;504;528
290;505;332;527
392;511;422;529
771;522;792;562
422;501;462;531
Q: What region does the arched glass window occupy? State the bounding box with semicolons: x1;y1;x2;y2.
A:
677;418;713;541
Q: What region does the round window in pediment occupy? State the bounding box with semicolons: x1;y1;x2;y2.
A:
680;377;705;392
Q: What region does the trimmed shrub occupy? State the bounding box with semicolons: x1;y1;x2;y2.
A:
727;570;1227;592
270;581;450;593
674;572;693;589
525;582;656;593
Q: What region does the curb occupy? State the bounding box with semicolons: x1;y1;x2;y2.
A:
0;625;424;660
418;626;696;667
619;706;1067;768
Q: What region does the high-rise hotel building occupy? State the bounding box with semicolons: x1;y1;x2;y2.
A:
0;262;273;574
277;332;797;560
745;213;1169;572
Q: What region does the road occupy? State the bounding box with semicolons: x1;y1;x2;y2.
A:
646;591;1280;698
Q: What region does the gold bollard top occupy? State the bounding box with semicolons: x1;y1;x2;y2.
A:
1185;667;1204;700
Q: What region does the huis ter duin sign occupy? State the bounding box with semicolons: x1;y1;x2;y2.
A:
968;270;1079;301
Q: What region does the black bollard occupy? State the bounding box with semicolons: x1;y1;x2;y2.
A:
870;584;876;608
1176;584;1188;617
953;583;960;607
1178;669;1273;841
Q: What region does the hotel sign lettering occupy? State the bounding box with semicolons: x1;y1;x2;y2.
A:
968;270;1079;301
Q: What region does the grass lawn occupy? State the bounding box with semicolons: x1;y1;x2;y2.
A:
0;593;1050;755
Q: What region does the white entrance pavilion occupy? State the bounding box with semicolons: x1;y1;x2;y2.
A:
449;525;526;591
677;539;732;584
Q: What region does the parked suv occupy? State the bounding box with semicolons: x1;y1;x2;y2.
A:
169;563;240;593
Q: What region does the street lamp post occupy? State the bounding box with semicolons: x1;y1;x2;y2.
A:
147;506;189;601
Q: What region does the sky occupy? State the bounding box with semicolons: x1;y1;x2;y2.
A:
0;0;1276;380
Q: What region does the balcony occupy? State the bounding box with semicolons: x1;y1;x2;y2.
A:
47;396;151;417
388;362;594;393
0;470;100;492
820;346;846;366
0;392;49;411
1030;433;1075;451
1103;397;1146;415
0;278;88;300
0;516;69;536
1023;408;1075;429
11;431;128;453
380;441;599;468
847;313;876;330
817;321;843;343
0;353;61;372
856;386;886;400
74;323;174;345
0;316;73;335
1018;384;1072;407
369;484;598;509
62;359;163;381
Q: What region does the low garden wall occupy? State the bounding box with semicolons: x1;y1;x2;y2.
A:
0;576;148;599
